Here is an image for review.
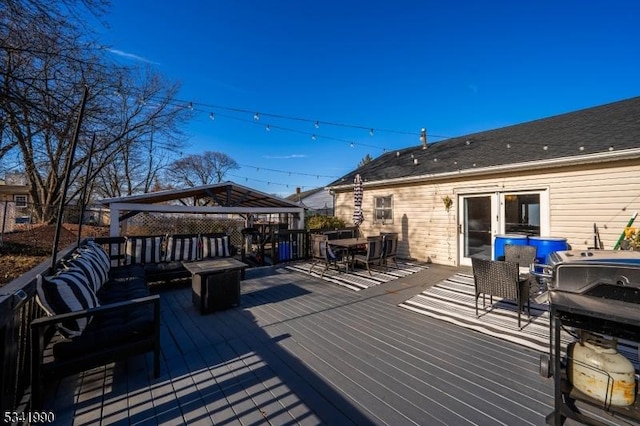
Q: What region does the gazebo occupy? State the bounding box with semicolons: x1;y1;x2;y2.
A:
100;181;306;237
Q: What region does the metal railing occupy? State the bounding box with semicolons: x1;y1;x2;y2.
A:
0;244;77;414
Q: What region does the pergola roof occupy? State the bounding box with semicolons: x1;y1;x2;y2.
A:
100;181;301;209
99;182;305;236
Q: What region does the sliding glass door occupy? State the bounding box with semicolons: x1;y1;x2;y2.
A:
458;190;548;266
459;194;496;265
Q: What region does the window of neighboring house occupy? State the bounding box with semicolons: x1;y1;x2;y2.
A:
14;195;27;208
374;195;393;224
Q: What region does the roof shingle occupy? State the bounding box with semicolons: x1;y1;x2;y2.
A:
329;96;640;186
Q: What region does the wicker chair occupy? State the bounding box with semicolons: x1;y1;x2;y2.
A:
504;243;538;296
380;233;399;269
471;257;531;328
353;236;384;275
310;234;348;277
504;244;536;269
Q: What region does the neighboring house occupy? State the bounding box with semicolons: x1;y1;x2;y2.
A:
285;187;334;216
327;96;640;267
0;173;31;229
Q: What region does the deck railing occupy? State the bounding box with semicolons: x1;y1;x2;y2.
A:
0;244;77;414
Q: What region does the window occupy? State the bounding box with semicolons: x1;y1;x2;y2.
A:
374;195;393;224
503;193;540;236
14;195;27;208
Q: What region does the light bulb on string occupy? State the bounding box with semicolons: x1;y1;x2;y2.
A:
253;112;260;121
188;102;193;110
350;142;354;148
265;125;270;132
369;128;375;136
311;134;317;141
314;121;320;129
209;112;215;121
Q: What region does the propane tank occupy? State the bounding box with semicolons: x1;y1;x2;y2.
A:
568;333;636;407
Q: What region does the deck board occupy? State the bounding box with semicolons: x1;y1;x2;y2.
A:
43;263;629;425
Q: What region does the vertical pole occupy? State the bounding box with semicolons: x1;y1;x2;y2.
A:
76;133;96;248
1;200;8;245
51;85;89;268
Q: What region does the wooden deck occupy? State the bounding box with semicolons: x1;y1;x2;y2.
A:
44;263;624;425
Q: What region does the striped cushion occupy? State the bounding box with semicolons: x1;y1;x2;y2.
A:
36;268;100;338
202;236;230;258
164;235;198;261
74;247;109;290
125;236;163;264
84;240;111;270
64;256;103;293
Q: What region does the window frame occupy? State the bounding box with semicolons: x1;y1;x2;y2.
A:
14;194;28;208
373;195;394;224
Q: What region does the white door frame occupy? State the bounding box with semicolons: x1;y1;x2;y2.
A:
458;192;498;266
458;189;549;266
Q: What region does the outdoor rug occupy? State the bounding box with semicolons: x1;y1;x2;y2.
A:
286;261;428;291
399;272;639;362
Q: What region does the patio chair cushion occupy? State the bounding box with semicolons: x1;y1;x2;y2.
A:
202;235;230;258
125;236;164;264
35;268;100;338
164;235;199;262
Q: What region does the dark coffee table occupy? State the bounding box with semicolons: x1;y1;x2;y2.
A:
183;258;247;314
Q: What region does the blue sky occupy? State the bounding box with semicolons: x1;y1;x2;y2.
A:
98;1;640;196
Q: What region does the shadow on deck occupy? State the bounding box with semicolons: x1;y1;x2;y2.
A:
42;263;601;425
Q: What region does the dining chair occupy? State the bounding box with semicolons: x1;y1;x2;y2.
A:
309;234;347;277
504;244;536;270
471;257;531;328
504;243;538;296
353;236;383;275
338;229;355;239
380;233;399;269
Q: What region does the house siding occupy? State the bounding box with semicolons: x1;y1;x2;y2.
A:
334;159;640;266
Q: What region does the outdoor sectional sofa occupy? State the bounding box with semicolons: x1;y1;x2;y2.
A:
30;232;235;409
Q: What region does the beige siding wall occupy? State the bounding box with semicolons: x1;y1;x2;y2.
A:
334;159;640;266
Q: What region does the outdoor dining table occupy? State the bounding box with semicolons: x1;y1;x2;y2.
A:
328;237;367;273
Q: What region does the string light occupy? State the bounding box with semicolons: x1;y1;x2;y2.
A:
311;134;317;141
238;163;339;179
165;97;453;139
265;125;270;132
369;128;375;136
209;112;215;120
228;173;317;190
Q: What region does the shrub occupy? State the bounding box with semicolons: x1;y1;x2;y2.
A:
306;215;346;230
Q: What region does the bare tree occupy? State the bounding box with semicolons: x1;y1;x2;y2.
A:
166;151;239;188
0;0;191;222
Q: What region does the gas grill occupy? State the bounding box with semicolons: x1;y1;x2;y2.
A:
536;250;640;425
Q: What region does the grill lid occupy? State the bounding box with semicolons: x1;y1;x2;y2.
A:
543;250;640;296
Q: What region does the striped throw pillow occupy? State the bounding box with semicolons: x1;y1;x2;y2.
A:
202;236;230;258
164;235;199;262
74;247;109;289
125;236;163;264
64;256;103;293
35;268;100;338
84;240;111;270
